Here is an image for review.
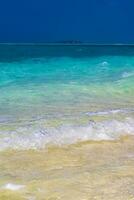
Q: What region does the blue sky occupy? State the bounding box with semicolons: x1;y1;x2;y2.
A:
0;0;134;43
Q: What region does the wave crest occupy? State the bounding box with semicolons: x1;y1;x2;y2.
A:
0;118;134;150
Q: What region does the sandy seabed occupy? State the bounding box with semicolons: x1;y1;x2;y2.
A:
0;136;134;200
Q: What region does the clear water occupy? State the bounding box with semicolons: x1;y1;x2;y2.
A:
0;45;134;150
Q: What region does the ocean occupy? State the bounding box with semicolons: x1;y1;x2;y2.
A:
0;45;134;199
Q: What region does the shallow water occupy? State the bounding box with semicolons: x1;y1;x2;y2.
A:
0;137;134;200
0;45;134;199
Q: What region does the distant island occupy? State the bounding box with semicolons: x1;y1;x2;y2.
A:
57;40;83;44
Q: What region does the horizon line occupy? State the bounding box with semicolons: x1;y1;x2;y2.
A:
1;43;134;46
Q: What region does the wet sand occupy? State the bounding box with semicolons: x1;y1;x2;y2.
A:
0;136;133;200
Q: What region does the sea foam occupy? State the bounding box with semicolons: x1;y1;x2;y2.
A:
122;71;134;78
86;108;134;116
2;183;25;191
0;117;134;150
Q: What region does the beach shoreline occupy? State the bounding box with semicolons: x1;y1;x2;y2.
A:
0;135;133;200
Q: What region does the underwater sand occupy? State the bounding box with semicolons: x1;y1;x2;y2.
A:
0;136;133;200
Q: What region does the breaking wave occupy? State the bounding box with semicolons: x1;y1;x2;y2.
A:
122;71;134;78
86;108;134;116
0;117;134;150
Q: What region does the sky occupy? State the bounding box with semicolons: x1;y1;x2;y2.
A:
0;0;134;43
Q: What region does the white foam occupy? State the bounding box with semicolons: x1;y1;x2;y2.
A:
0;117;134;150
101;61;109;66
122;71;134;78
2;183;25;191
86;108;134;116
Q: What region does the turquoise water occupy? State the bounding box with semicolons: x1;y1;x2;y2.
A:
0;45;134;150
